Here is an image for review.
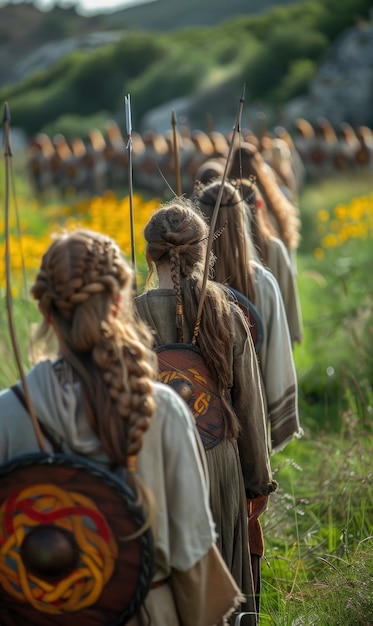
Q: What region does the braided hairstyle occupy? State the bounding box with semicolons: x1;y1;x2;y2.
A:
31;229;157;468
228;141;301;252
144;197;240;440
191;178;256;304
241;177;277;266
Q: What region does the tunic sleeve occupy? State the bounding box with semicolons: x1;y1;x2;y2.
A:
253;263;302;452
229;306;276;498
266;236;303;345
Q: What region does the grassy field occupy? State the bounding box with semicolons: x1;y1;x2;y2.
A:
261;173;373;625
0;164;372;624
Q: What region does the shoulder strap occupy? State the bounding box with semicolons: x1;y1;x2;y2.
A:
11;384;63;454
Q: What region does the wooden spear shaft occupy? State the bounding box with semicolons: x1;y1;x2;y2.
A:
171;109;182;197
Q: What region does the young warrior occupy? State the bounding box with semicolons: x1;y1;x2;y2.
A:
240;178;303;346
192;179;302;605
228;142;301;265
0;229;241;626
192;179;302;452
135;199;277;622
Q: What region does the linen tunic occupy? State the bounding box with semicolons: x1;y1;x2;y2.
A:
266;235;303;345
0;359;240;626
250;261;303;452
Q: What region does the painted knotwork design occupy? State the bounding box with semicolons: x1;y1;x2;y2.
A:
158;367;211;417
156;344;225;450
0;483;117;614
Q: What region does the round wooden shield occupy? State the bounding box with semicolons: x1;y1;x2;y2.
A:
227;287;264;355
155;343;225;450
355;146;370;166
309;145;326;165
0;453;154;626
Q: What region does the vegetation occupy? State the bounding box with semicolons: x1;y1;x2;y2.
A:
0;0;371;137
259;173;373;623
0;151;372;623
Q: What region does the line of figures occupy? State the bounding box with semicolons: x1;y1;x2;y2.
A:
27;115;373;201
2;106;311;624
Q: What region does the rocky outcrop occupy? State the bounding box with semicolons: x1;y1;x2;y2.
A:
284;20;373;128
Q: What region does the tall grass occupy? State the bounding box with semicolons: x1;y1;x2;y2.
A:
259;173;373;625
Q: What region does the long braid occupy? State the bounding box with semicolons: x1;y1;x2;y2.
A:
169;247;184;343
31;229;157;466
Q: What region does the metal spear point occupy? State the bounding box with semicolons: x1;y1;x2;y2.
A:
171;109;182;197
192;83;246;344
124;94;137;292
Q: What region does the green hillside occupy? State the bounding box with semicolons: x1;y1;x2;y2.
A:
0;0;371;137
103;0;308;31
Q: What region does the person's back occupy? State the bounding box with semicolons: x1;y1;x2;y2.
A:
192;179;302;451
0;228;240;626
241;178;303;346
135;199;277;624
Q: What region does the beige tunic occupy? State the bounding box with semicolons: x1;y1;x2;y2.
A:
0;360;241;626
266;235;303;345
251;261;303;452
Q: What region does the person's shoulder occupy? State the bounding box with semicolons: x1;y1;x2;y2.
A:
152;380;185;410
268;236;293;265
251;259;268;280
251;260;283;311
134;291;147;306
135;290;175;305
251;259;279;285
0;386;19;411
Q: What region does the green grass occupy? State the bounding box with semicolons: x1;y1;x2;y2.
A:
258;172;373;624
261;430;373;625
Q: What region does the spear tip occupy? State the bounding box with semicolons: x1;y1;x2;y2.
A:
3;101;10;124
240;83;246;103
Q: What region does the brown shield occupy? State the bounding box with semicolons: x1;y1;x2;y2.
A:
155;343;225;450
0;453;154;626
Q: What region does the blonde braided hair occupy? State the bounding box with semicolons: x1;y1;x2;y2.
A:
31;229;157;465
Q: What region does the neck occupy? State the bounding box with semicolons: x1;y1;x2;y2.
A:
156;264;175;289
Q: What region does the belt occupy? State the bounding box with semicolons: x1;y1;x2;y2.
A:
150;576;170;590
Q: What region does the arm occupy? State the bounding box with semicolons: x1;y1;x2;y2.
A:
254;264;302;452
229;306;277;498
266;236;303;345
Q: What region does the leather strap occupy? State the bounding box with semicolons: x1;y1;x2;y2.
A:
11;385;63;453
